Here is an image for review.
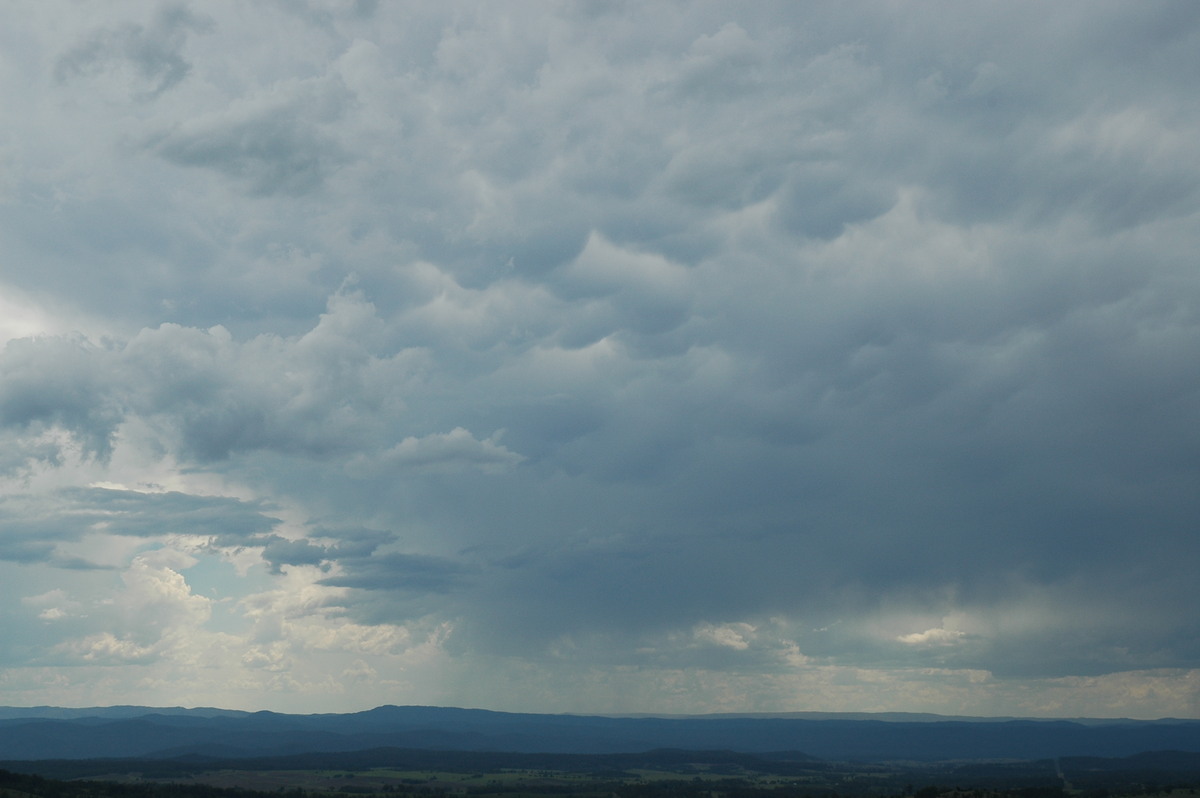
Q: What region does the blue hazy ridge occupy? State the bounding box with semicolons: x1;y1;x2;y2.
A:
0;706;1199;762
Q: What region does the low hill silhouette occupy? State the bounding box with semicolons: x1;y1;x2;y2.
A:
0;705;1197;763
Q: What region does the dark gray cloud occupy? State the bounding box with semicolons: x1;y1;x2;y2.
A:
150;78;351;196
257;526;390;573
321;552;468;595
0;487;280;567
55;3;211;98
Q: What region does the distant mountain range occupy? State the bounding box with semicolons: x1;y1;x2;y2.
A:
0;705;1198;762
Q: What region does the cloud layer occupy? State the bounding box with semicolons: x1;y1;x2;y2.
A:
0;1;1198;718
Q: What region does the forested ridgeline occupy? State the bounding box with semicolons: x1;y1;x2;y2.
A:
0;767;1070;798
0;770;276;798
1;750;829;782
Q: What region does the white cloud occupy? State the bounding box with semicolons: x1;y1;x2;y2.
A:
0;286;64;345
355;427;524;475
63;632;158;664
45;551;212;666
693;622;755;651
898;628;966;646
21;588;81;621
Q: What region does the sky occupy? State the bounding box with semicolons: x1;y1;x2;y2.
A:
0;1;1198;720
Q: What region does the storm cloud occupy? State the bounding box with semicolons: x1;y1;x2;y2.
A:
0;1;1197;718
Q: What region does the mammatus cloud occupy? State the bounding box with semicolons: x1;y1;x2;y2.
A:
0;1;1196;717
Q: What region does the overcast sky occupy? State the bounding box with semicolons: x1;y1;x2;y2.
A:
0;1;1198;719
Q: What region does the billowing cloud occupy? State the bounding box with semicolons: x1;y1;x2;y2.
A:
0;0;1196;718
